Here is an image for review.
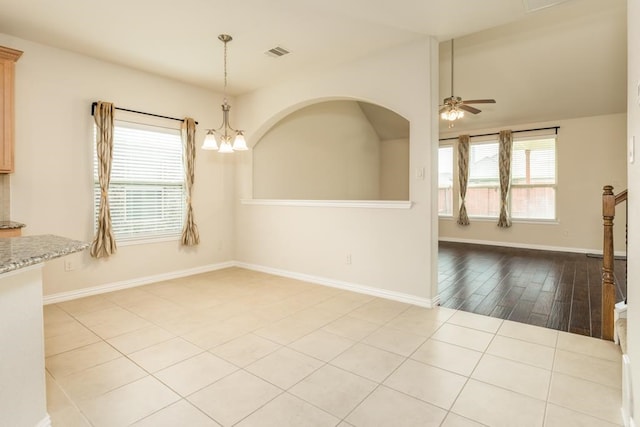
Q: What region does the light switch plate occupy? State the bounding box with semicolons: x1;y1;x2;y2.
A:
630;136;635;164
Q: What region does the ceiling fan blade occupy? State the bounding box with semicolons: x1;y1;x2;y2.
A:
459;104;481;114
462;99;496;104
439;107;448;114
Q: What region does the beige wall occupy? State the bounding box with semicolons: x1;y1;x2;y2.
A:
235;38;440;303
380;138;410;200
0;33;236;297
626;0;639;422
253;101;382;200
439;113;628;253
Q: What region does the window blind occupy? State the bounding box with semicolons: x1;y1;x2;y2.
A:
511;137;556;219
93;121;185;241
467;142;500;217
511;138;556;184
469;142;499;185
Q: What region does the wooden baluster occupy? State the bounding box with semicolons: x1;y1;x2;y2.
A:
602;185;616;341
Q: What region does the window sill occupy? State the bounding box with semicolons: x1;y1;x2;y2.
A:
467;216;559;225
512;219;559;225
116;234;181;247
241;199;413;209
467;216;499;222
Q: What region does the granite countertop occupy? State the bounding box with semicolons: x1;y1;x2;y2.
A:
0;234;90;274
0;221;25;230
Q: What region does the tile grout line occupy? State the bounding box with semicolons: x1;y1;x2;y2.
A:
336;307;456;424
45;269;624;426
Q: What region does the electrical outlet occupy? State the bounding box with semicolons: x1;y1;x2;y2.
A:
64;260;74;271
346;254;352;265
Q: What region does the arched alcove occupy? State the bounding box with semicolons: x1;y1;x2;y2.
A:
252;100;410;200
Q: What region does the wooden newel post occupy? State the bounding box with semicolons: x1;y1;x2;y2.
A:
602;185;616;341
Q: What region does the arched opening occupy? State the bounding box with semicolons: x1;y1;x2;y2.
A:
252;100;410;201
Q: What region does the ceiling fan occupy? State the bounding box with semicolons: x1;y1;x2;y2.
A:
440;39;496;123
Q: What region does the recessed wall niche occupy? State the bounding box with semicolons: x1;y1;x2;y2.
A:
252;100;410;201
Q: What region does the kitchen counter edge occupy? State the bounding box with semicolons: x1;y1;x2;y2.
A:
0;234;90;274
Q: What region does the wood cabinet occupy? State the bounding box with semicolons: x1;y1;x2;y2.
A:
0;46;22;173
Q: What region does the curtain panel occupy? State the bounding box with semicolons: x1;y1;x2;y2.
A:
457;134;470;226
180;117;200;246
497;129;513;228
90;101;117;258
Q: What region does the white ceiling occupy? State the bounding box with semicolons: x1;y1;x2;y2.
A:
439;0;627;132
0;0;627;132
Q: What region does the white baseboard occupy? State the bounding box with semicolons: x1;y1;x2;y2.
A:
235;262;436;308
36;414;51;427
431;294;441;307
438;237;627;257
44;259;437;309
43;238;618;309
43;261;235;305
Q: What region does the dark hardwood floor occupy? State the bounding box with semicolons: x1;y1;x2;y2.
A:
438;241;627;338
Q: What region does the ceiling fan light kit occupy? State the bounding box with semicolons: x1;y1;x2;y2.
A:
440;39;496;124
441;107;464;121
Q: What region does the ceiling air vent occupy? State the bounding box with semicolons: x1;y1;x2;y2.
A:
265;46;290;58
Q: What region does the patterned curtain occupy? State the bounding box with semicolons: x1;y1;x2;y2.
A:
181;118;200;246
90;101;117;258
497;130;513;228
457;134;470;226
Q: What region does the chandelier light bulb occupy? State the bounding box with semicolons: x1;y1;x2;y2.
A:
441;108;464;121
232;131;248;151
201;130;219;150
218;140;234;153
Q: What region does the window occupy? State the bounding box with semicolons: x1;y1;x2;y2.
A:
442;135;557;221
438;145;453;215
511;137;556;219
93;121;185;241
467;142;500;217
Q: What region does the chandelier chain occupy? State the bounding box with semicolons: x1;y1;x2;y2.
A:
223;38;228;96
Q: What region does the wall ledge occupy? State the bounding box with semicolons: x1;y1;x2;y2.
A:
241;199;412;209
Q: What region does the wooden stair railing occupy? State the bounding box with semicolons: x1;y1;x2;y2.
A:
602;185;627;341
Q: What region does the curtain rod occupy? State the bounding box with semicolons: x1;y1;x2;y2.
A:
439;126;559;142
91;102;198;125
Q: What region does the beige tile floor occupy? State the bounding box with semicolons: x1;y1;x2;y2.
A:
44;267;624;426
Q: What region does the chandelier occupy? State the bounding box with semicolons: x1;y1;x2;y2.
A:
202;34;248;153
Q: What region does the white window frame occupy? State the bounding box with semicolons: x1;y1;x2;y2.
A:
439;134;558;223
438;144;454;217
93;119;186;245
509;135;557;221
